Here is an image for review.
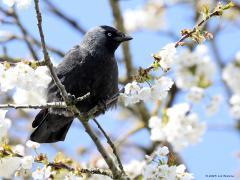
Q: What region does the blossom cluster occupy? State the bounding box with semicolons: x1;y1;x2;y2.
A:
0;140;39;178
0;62;51;105
223;51;240;118
142;146;194;179
91;146;194;179
174;45;215;90
120;76;174;106
2;0;32;9
123;0;165;32
153;43;177;72
149;103;206;151
0;110;11;141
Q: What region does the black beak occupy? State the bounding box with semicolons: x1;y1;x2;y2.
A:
115;32;133;42
122;35;133;41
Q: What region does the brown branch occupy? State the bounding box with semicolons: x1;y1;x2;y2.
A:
137;3;231;78
108;0;133;82
47;162;112;178
0;56;46;66
44;0;86;35
116;123;144;148
93;118;126;175
0;102;66;109
0;6;39;60
175;10;223;48
34;0;69;104
0;25;64;57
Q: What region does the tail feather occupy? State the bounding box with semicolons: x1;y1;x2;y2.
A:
30;110;74;143
32;109;48;128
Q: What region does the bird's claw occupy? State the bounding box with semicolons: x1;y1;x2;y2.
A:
97;99;107;114
67;93;76;104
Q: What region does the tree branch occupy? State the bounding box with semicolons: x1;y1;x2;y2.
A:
108;0;133;82
93;118;126;175
0;102;66;109
0;6;38;60
175;9;224;47
44;0;86;35
47;162;113;178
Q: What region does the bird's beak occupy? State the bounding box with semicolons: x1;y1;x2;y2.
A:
122;35;133;41
115;33;133;42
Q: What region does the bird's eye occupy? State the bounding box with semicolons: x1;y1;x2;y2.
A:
107;32;112;37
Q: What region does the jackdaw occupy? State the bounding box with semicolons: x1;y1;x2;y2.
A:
30;25;132;143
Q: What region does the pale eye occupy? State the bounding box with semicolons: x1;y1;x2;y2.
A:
107;32;112;37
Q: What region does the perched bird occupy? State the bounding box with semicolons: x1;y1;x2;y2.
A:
30;25;132;143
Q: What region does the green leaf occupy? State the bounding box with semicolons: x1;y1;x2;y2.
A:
223;1;235;10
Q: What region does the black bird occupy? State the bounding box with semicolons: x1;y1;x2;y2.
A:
30;25;132;143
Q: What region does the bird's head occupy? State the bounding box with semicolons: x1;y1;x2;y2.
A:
81;25;133;53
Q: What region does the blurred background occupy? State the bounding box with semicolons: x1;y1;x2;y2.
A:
0;0;240;179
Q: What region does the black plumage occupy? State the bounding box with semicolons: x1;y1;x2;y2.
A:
30;25;132;143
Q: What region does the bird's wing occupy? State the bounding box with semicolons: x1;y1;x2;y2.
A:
46;44;93;109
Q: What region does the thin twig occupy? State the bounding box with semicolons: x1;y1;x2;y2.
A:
140;6;226;76
0;7;39;60
45;0;86;35
34;0;69;103
0;102;66;109
175;10;221;48
47;162;113;178
0;56;46;66
93;118;126;175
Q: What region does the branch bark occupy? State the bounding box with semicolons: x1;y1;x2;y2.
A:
108;0;133;82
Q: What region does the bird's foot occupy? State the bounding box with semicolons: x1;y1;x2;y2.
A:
67;93;76;105
97;99;107;114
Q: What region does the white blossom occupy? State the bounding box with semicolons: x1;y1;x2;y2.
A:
3;0;32;9
155;43;177;71
0;63;51;101
0;110;11;141
13;144;25;156
155;146;169;156
149;103;206;151
174;45;215;89
33;66;52;89
32;166;53;180
176;165;194;180
26;140;40;149
123;0;165;32
229;94;240;119
0;66;15;91
142;163;157;179
0;157;21;178
186;86;204;103
121;77;173;106
151;76;174;100
142;146;194;179
13;88;47;105
21;156;34;169
138;87;152;101
124;160;145;179
223;51;240;94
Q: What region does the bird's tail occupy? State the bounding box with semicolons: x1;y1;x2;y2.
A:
30;109;74;143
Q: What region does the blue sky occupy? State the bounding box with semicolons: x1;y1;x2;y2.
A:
1;0;240;179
